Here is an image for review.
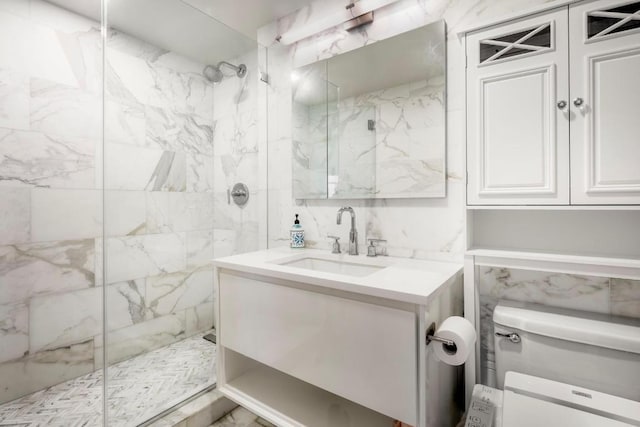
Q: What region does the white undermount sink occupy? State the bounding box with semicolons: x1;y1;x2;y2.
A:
280;257;385;277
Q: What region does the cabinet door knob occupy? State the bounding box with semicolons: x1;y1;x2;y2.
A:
573;97;584;107
557;100;567;109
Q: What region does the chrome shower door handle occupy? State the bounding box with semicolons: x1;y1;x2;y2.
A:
573;97;584;107
557;100;567;110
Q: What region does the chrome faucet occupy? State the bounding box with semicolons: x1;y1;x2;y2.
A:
336;207;358;255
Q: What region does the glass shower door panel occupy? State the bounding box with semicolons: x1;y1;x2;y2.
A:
0;1;104;425
103;0;262;423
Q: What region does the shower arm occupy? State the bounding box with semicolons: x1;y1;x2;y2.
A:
217;61;241;72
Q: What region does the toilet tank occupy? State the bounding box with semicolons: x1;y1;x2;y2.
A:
492;300;640;401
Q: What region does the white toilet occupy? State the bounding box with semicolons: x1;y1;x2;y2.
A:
465;300;640;427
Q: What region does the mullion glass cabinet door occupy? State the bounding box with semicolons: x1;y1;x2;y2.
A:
466;8;570;205
570;0;640;205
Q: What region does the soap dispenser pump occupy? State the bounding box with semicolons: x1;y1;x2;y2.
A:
290;214;305;248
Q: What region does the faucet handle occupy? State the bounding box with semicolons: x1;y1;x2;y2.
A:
366;238;387;257
327;235;341;254
367;238;387;244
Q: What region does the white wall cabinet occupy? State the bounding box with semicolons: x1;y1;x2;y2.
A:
467;0;640;206
569;0;640;204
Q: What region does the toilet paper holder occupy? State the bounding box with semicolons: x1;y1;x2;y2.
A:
426;322;455;347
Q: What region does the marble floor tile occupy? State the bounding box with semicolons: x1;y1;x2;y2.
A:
148;387;235;427
210;406;276;427
0;331;216;427
107;331;216;426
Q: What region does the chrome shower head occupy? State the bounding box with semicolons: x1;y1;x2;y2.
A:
203;61;247;83
203;64;223;82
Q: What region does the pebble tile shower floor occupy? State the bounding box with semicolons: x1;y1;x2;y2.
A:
0;332;216;427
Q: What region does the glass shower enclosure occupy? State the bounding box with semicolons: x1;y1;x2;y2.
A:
0;0;265;424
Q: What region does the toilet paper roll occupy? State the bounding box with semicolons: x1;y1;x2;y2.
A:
432;316;477;366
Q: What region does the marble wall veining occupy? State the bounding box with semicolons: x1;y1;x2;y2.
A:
0;0;262;404
258;0;572;260
478;266;640;387
293;78;444;199
292;100;331;199
0;0;103;403
212;48;264;258
104;25;223;366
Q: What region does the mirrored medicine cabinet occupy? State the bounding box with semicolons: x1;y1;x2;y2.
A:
292;20;446;199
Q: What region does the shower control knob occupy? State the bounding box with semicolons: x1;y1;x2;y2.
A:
556;100;567;110
573;97;584;107
229;183;249;206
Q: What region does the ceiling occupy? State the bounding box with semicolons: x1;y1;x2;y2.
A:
46;0;314;64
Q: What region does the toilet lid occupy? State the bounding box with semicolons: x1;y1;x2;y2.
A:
501;372;640;427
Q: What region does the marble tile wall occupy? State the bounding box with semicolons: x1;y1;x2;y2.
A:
478;266;640;387
258;0;570;260
291;100;329;199
0;0;262;404
330;97;376;198
0;0;103;403
212;48;263;258
102;16;256;365
327;78;445;199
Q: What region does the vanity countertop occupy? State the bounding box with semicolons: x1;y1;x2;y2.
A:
213;247;462;305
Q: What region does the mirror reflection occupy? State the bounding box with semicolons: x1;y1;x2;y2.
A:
292;20;447;199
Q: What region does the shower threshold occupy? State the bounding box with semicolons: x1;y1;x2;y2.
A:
0;331;217;427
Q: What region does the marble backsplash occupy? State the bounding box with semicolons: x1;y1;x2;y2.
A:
478;266;640;387
0;0;260;403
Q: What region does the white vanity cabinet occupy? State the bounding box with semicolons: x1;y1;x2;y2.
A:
466;0;640;206
218;272;417;424
213;248;463;427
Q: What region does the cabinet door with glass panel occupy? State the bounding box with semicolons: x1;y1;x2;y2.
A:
570;0;640;205
467;0;640;206
466;8;570;205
